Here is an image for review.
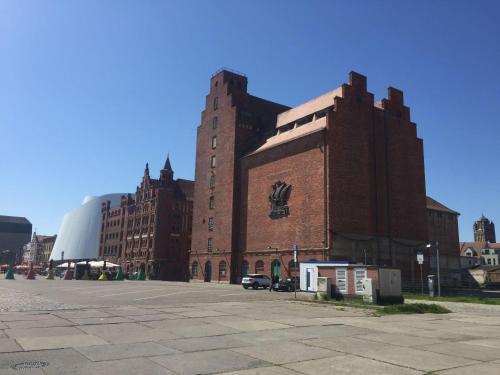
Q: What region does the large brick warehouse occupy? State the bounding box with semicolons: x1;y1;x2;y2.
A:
190;69;434;287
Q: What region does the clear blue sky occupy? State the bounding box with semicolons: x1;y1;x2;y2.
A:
1;0;499;241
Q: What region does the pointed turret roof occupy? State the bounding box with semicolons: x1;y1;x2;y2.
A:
163;154;172;171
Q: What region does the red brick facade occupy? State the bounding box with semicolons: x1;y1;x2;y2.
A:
426;197;462;286
191;70;431;286
98;157;194;281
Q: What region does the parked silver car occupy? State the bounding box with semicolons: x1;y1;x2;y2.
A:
242;274;271;289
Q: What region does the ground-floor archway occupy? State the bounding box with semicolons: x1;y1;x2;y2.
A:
204;261;212;282
271;260;281;278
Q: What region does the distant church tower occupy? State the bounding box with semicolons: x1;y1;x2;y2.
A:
473;215;496;243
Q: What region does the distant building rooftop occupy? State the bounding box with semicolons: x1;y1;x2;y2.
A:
0;215;31;225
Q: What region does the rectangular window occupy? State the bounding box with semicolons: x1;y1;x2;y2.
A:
209;174;215;189
211;136;217;149
210;155;216;168
213;97;218;110
208;217;214;231
354;268;367;293
208;238;213;251
212;117;218;129
336;268;347;293
209;196;215;209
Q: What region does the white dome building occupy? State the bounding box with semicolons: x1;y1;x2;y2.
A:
50;194;127;261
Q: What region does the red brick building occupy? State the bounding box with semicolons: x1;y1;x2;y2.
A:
426;196;461;286
98;157;193;280
190;70;430;286
99;194;134;264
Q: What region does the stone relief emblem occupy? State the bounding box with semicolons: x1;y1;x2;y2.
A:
269;181;291;218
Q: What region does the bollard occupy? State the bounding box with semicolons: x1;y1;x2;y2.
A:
115;267;124;281
5;265;15;280
26;264;36;280
136;269;145;281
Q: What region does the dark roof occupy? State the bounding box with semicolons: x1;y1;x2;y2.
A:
0;215;31;225
177;179;194;200
163;155;172;171
426;196;459;215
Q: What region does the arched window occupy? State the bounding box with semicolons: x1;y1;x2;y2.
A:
241;260;249;277
191;261;199;277
464;248;475;257
219;261;227;279
255;260;264;274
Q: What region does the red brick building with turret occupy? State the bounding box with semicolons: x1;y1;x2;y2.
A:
98;157;193;280
190;69;453;287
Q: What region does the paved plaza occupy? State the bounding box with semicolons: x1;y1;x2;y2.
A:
1;279;500;374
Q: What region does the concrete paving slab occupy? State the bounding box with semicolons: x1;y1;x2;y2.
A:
151;349;269;375
128;313;184;322
417;341;500;361
205;317;292;332
76;341;180;361
141;317;208;329
78;322;179;344
4;316;73;329
50;357;175;375
218;366;300;375
281;324;374;340
159;334;250;353
52;310;113;319
264;316;333;327
102;307;163;316
284;354;424;374
67;316;132;325
437;363;500;375
0;312;60;322
16;334;108;351
360;332;445;347
0;348;91;373
0;324;5;330
0;368;45;374
360;346;478;372
0;340;22;353
4;326;82;339
0;332;5;339
177;309;231;318
166;321;242;338
461;337;500;349
302;336;398;354
232;341;336;365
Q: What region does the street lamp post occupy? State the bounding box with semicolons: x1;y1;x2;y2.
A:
427;242;441;297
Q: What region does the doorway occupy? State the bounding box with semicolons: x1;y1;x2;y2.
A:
271;260;281;279
204;261;212;282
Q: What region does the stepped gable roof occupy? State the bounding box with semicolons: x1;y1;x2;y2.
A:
426;196;459;215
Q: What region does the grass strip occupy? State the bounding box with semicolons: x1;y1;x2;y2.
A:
403;293;500;305
379;303;451;315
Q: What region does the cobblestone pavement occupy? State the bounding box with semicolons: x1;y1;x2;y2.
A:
0;286;86;313
1;279;500;374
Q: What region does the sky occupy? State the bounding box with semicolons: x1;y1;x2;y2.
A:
0;0;499;241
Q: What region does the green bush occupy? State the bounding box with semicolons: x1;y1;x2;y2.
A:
317;292;330;301
380;303;451;315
